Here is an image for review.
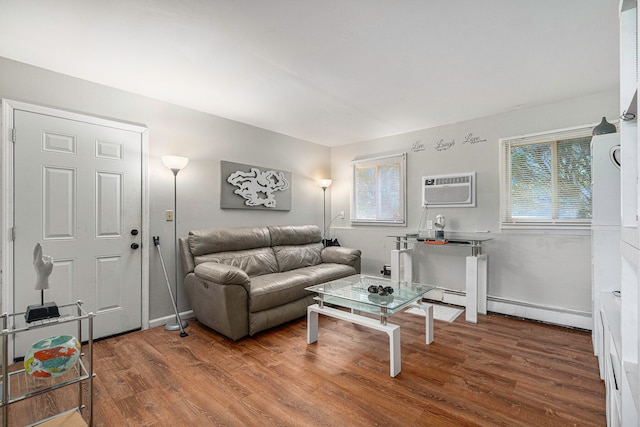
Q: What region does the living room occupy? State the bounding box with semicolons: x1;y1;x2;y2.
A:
0;1;630;425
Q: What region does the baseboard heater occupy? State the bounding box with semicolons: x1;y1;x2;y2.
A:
423;287;591;330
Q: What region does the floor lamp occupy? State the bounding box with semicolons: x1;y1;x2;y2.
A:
162;155;189;331
318;179;332;246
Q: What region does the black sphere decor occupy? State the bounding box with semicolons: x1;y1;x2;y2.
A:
367;284;395;296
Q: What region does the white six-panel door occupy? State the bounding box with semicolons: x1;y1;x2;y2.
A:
10;108;144;357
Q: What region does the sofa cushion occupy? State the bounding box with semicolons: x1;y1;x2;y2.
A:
194;247;278;277
194;262;250;286
294;263;358;286
273;243;323;272
249;271;313;312
321;246;362;267
267;225;321;246
249;295;316;336
189;226;271;256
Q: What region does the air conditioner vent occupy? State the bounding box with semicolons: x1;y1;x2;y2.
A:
422;172;476;207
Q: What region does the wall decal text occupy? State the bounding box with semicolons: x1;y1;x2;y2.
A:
435;139;456;151
463;133;487;145
412;140;425;152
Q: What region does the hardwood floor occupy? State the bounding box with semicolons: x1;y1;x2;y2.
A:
9;308;605;426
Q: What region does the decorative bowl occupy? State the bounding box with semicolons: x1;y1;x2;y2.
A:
24;335;81;379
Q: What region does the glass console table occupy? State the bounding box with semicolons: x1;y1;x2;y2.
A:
388;232;492;323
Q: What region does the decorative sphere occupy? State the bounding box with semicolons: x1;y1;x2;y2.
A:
24;335;81;378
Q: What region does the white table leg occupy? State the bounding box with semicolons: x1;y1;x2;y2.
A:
465;254;488;323
391;249;401;282
465;255;479;323
391;248;413;283
409;301;434;344
422;303;434;344
307;305;319;344
477;254;487;315
388;327;401;377
402;250;413;283
307;304;403;377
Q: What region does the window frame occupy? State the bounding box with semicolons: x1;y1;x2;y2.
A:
499;124;595;230
350;152;407;226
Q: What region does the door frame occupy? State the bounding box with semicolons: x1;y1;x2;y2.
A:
1;99;150;330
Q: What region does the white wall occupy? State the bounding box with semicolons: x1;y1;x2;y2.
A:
330;90;619;327
0;55;620;329
0;57;331;321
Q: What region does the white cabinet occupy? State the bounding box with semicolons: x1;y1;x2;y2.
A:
592;133;622;374
620;242;639;424
601;292;622;425
610;0;640;424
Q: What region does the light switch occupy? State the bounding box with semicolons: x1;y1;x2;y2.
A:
165;210;174;221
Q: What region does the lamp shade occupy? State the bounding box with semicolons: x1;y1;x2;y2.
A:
162;155;189;171
318;179;332;189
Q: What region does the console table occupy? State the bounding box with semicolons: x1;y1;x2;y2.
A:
389;233;491;323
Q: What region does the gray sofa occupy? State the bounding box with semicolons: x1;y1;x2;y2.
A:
179;225;361;340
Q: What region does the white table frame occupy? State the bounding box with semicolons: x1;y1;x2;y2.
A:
390;236;489;323
307;301;433;377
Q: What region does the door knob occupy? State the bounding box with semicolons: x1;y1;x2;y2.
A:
131;229;139;236
131;243;140;250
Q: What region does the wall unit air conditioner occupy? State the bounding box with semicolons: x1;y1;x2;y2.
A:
422;172;476;207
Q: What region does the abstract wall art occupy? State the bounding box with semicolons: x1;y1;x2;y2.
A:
221;160;292;210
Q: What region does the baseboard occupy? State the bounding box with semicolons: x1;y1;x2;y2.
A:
425;287;591;330
485;297;591;330
149;293;592;331
149;310;194;329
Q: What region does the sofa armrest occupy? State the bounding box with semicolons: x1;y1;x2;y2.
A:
194;262;251;290
321;246;362;271
179;237;195;274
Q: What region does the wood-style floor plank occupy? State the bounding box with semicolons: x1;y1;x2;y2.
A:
6;308;605;426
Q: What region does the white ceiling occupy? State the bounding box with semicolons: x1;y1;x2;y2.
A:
0;1;619;146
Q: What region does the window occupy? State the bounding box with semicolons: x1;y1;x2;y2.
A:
351;153;406;225
500;125;593;228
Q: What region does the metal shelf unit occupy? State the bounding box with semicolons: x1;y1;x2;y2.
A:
1;301;94;426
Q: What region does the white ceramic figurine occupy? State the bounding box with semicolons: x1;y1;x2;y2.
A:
33;242;53;290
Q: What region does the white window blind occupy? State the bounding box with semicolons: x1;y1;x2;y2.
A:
500;125;593;228
351;153;406;225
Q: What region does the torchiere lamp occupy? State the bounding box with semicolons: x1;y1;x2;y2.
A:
318;179;332;246
162;155;189;332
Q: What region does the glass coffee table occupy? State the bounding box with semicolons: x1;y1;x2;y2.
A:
305;274;435;377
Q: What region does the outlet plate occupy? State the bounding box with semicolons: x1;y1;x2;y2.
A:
339;210;345;219
165;210;174;221
426;220;433;229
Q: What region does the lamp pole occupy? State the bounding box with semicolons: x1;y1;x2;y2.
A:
322;186;327;246
318;179;332;246
162;156;189;332
166;167;188;330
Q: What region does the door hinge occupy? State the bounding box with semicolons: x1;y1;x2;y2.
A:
10;227;15;241
10;128;16;143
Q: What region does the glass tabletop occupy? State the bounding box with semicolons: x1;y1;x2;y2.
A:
305;274;434;317
387;232;492;256
389;232;493;244
4;301;90;334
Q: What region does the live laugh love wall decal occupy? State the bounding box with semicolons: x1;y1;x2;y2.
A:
411;132;487;153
